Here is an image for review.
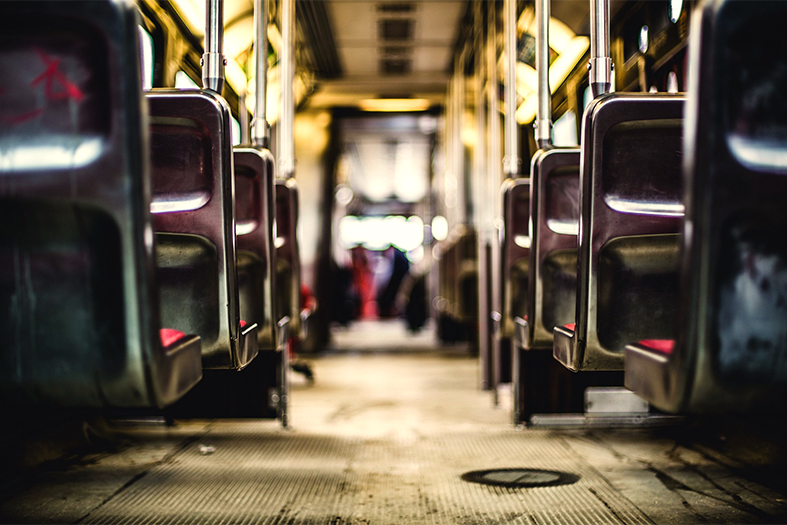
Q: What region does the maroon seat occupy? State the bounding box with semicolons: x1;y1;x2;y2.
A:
234;147;276;350
499;178;530;385
148;90;258;370
501;178;531;339
516;148;580;352
275;179;302;338
553;94;685;372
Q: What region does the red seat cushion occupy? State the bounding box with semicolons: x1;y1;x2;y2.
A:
160;328;186;348
638;339;674;355
564;323;575;331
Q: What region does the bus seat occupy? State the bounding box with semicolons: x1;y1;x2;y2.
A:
0;0;202;407
517;148;580;351
234;147;276;350
435;225;477;343
496;178;530;385
501;178;530;339
626;0;787;413
275;179;302;338
147;90;258;370
554;94;684;372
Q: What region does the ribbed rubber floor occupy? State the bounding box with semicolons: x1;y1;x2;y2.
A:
80;424;650;525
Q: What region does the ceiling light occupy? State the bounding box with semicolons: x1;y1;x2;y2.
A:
359;98;431;112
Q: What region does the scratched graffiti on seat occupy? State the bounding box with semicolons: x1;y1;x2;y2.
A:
0;48;85;128
0;38;106;172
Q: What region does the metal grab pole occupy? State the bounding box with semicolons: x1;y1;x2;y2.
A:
280;0;295;178
202;0;225;93
251;0;270;148
535;0;551;148
504;0;520;173
589;0;612;97
240;91;250;144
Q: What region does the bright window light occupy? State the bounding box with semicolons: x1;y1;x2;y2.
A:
669;0;683;23
231;115;241;146
431;215;449;241
138;26;154;90
667;71;679;93
553;110;578;147
339;215;425;252
175;71;200;89
639;25;649;54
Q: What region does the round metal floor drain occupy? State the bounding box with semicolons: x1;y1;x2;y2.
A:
461;468;580;488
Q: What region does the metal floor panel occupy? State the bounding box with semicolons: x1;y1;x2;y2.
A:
78;425;648;525
2;323;786;524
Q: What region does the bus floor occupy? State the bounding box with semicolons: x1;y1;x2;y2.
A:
1;320;787;525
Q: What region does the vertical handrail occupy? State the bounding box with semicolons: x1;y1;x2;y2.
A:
589;0;612;97
251;0;270;148
280;0;295;178
240;91;250;144
454;53;465;224
535;0;551;148
504;0;520;173
473;0;484;228
202;0;225;93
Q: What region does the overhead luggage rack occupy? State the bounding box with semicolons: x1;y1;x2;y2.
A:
0;0;202;408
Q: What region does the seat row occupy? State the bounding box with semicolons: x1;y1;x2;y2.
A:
501;0;787;420
0;0;300;416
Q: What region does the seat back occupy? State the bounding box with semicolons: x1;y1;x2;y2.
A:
148;90;258;370
518;148;580;350
627;0;787;412
554;94;684;371
234;147;276;350
501;178;530;338
435;225;478;342
0;0;202;407
455;228;478;322
275;179;302;337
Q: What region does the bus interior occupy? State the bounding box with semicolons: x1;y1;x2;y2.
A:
1;0;787;523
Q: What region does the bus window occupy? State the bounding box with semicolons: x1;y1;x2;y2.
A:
553;109;578;147
138;26;154;90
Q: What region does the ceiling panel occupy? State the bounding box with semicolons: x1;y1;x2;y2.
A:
321;0;467;105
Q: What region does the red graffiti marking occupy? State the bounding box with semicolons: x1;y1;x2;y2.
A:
0;108;45;125
0;49;84;125
31;49;84;103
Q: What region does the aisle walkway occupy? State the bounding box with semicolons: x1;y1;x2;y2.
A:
1;321;786;524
